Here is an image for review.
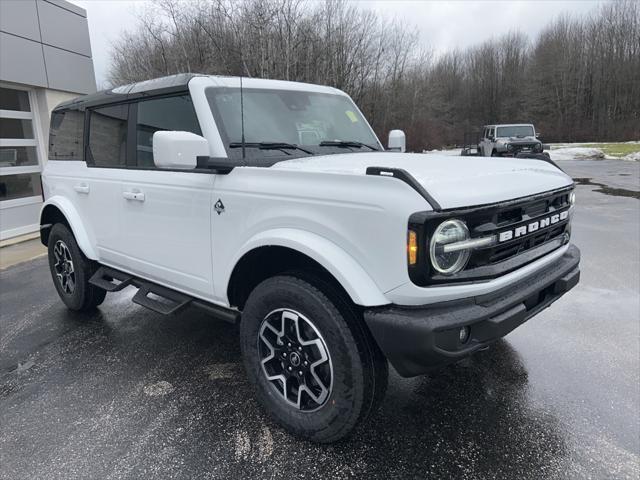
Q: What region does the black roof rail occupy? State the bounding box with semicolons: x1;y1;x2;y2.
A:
53;73;207;111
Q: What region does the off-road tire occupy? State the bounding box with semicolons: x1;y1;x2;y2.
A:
240;275;388;443
47;223;106;311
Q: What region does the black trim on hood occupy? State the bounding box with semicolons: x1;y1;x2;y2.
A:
366;166;442;211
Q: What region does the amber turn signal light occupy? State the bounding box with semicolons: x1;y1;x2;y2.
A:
407;230;418;265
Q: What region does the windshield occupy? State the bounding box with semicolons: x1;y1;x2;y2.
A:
206;87;379;160
495;125;535;138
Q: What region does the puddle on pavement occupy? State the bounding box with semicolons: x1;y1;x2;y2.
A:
573;177;640;200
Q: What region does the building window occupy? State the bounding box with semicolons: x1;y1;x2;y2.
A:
0;146;39;167
0;173;42;201
0;88;30;112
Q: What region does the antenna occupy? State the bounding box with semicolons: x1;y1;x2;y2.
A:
239;31;246;161
240;74;246;161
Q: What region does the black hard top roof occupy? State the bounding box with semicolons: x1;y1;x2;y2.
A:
54;73;206;111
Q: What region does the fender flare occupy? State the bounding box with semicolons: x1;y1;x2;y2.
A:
40;196;98;260
225;228;390;307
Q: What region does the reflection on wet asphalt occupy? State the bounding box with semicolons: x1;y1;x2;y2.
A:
1;160;638;479
573;177;640;199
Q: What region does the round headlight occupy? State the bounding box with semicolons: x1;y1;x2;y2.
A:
507;143;514;151
429;219;471;275
569;191;576;206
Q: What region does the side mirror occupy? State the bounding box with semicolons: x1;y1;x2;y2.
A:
153;131;209;169
388;130;406;152
535;132;541;138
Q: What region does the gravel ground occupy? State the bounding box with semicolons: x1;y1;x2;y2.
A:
0;159;638;479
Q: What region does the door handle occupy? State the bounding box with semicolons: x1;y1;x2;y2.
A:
123;190;145;202
74;183;89;194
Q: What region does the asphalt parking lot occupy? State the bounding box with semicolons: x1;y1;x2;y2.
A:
1;159;638;479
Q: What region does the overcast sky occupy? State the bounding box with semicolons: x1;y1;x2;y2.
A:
71;0;606;90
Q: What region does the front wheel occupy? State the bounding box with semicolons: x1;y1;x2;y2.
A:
47;223;106;311
240;275;388;443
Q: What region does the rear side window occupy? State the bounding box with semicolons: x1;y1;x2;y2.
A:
49;109;84;160
88;105;128;167
135;95;201;167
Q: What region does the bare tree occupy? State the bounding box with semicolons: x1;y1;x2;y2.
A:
108;0;640;149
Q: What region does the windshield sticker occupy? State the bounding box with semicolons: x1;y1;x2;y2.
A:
345;110;358;123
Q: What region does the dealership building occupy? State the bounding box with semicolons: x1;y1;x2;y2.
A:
0;0;95;240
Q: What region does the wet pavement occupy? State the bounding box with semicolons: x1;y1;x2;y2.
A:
1;160;638;479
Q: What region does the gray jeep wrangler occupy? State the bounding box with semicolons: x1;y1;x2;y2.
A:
478;124;548;158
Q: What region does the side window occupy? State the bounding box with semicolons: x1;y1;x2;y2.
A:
88;105;128;167
489;127;495;139
135;95;201;167
49;109;84;160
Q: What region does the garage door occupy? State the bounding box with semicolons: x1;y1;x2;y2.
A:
0;85;44;240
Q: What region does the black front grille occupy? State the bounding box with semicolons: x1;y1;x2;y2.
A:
480;223;567;265
466;190;571;270
512;143;537;149
408;187;573;286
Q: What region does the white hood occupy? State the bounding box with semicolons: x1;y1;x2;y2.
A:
272;152;572;209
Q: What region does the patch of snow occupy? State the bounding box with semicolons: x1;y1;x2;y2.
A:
423;148;462;156
622;151;640;161
549;147;609;161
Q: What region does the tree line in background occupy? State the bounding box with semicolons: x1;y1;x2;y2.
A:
109;0;639;151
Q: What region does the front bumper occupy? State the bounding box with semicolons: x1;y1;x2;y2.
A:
364;244;580;377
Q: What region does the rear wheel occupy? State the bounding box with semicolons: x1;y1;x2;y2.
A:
47;223;106;311
240;275;388;443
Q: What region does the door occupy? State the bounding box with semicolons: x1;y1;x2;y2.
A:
94;95;215;300
481;127;495;156
82;103;129;256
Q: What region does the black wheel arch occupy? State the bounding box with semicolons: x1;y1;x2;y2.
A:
40;204;70;246
228;246;356;313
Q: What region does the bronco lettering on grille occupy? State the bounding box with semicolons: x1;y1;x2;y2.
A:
498;210;569;242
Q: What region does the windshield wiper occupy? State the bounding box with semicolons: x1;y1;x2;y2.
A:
229;142;313;155
319;140;379;151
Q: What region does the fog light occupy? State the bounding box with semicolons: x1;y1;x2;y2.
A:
459;326;470;344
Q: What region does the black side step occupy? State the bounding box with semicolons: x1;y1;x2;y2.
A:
132;283;191;315
89;265;240;323
89;267;133;292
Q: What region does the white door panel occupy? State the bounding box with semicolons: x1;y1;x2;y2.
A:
111;169;215;299
43;161;118;252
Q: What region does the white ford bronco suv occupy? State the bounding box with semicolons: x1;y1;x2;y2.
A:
41;74;580;443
